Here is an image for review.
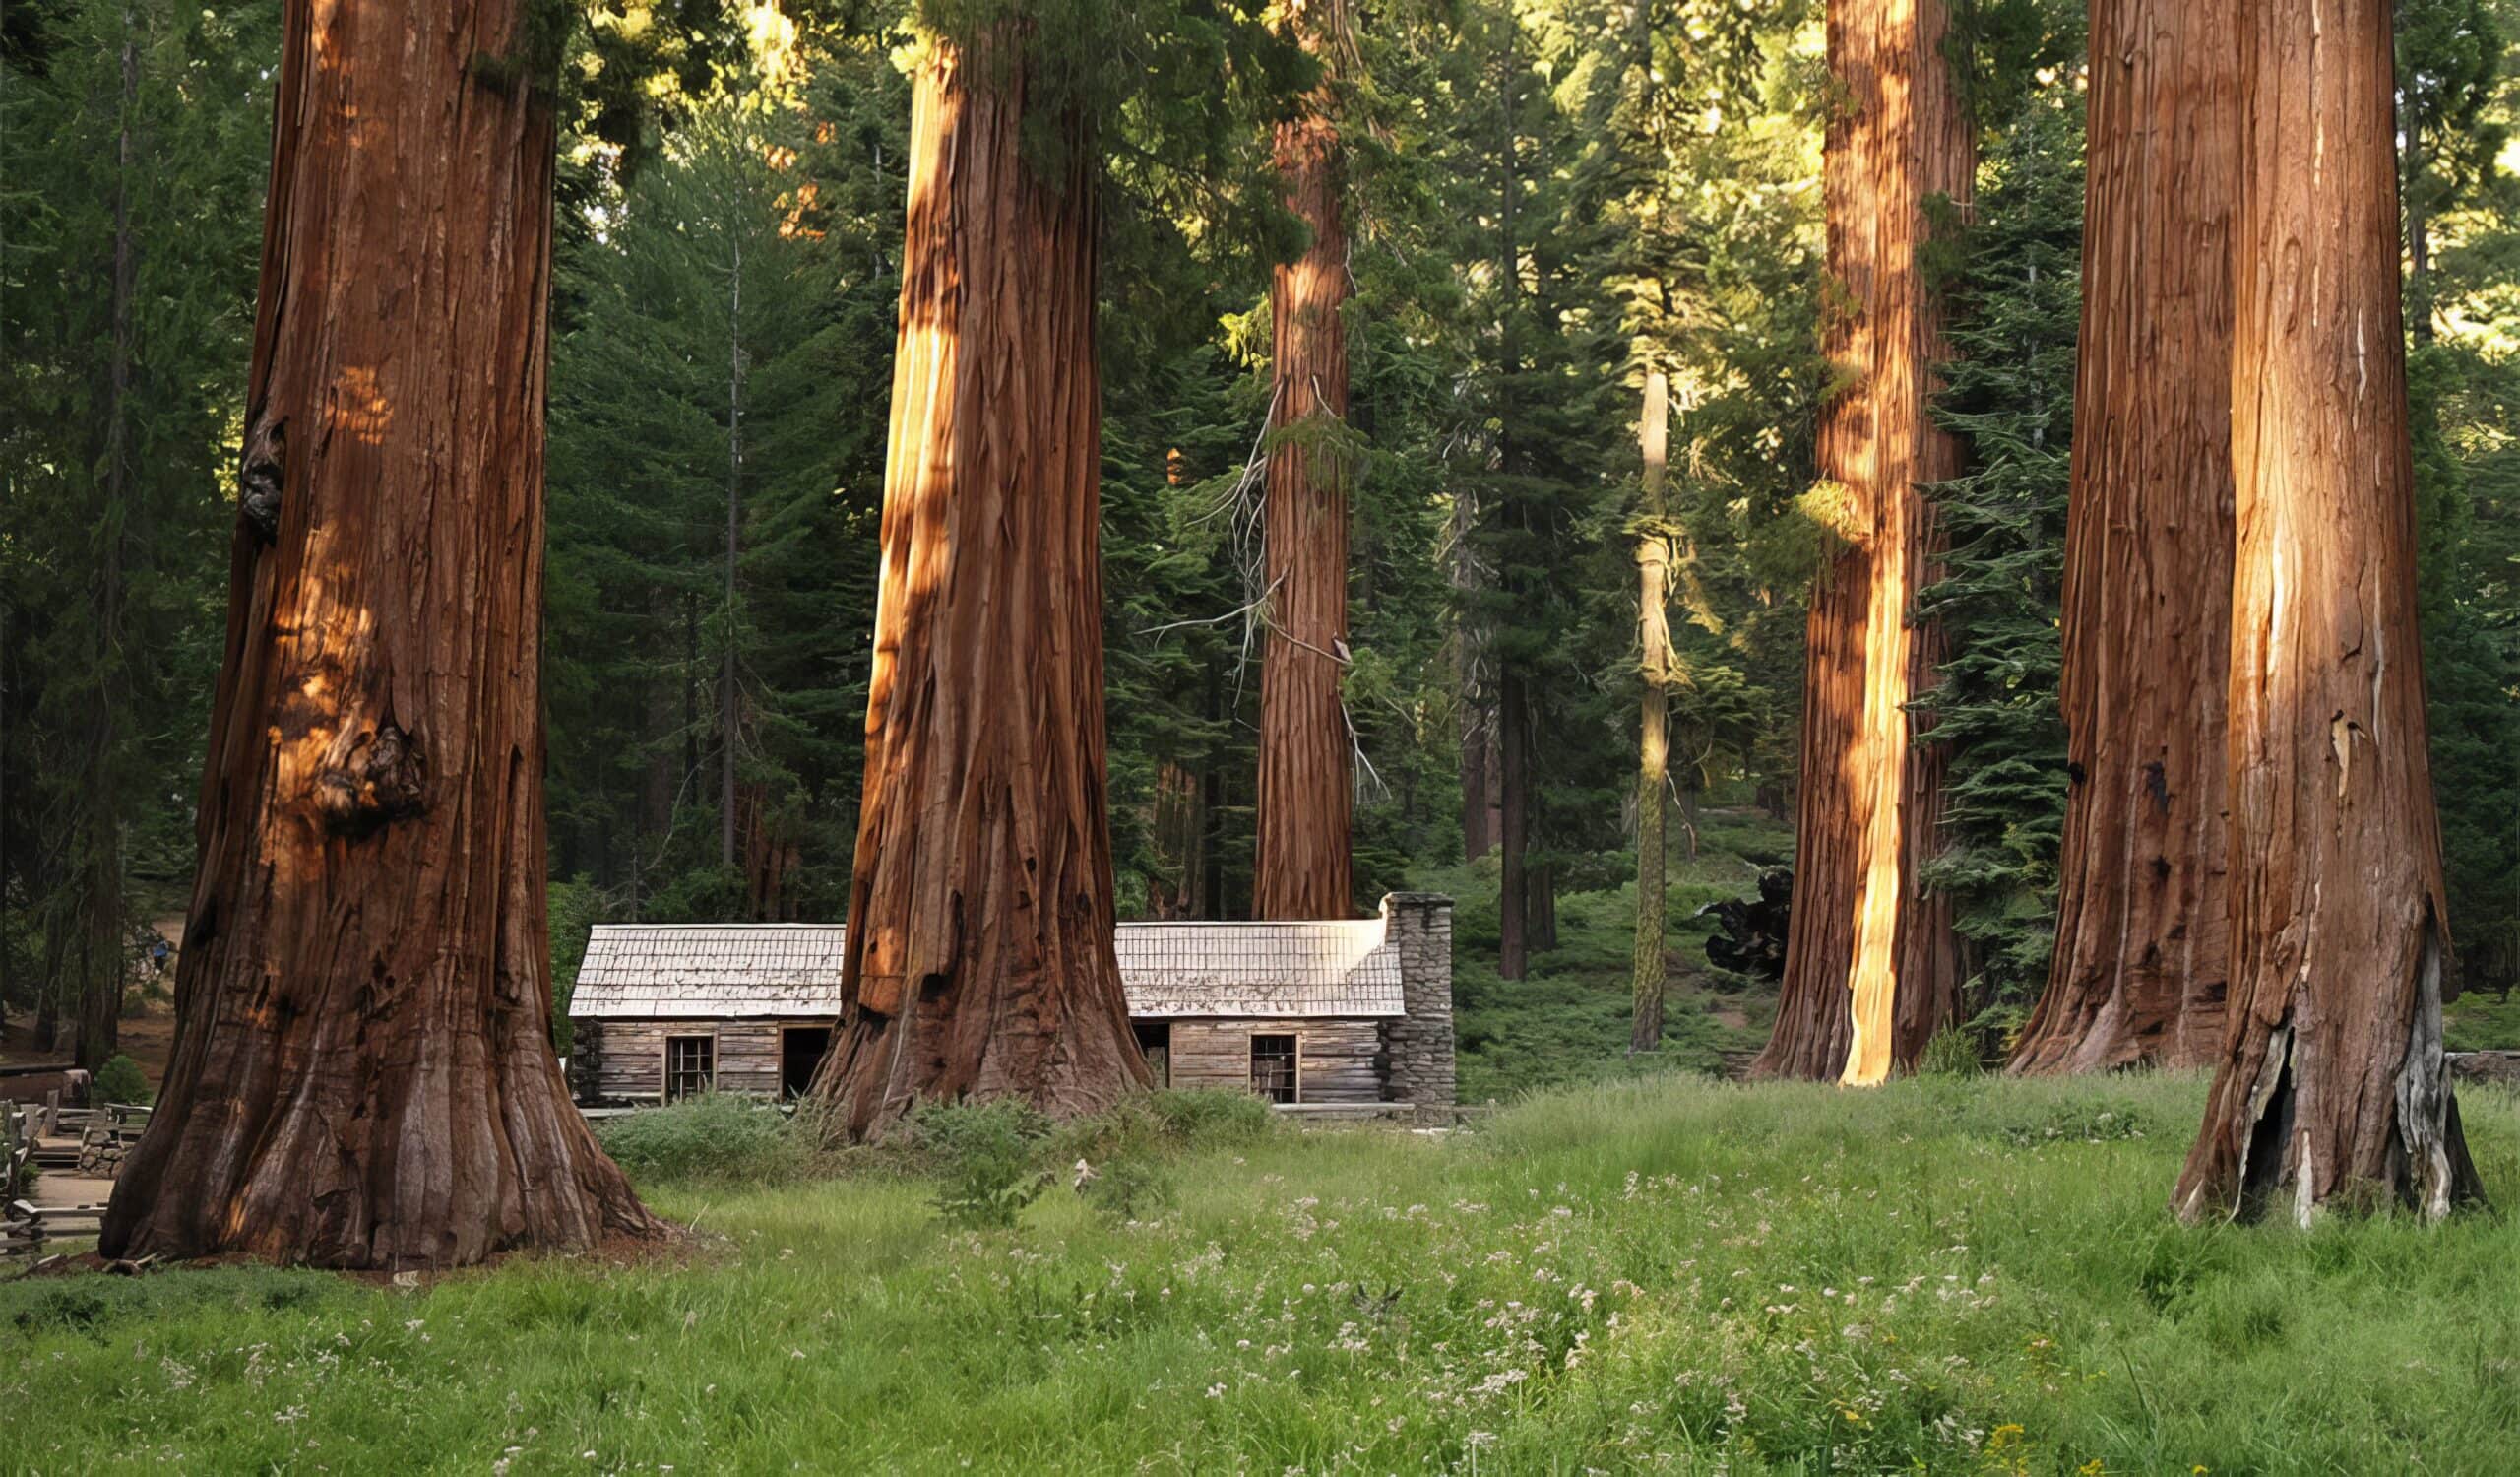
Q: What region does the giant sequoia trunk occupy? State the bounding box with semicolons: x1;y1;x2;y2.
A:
2010;0;2237;1076
101;0;657;1268
2172;0;2481;1224
810;35;1148;1138
1753;0;1969;1085
1254;0;1354;922
1630;369;1672;1054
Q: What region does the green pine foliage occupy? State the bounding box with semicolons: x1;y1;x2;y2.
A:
2400;0;2520;999
0;0;276;1042
1915;83;2083;1033
544;73;900;923
5;0;2514;1091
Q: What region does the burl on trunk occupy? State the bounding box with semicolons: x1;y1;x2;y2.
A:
102;0;657;1268
1754;0;1969;1085
2172;0;2480;1224
811;33;1148;1137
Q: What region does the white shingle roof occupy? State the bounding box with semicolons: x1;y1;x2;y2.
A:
571;919;1405;1020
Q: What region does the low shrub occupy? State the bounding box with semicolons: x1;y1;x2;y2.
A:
913;1099;1052;1229
593;1094;811;1186
1142;1088;1275;1148
1984;1095;2155;1148
1917;1027;1984;1078
93;1054;152;1107
1074;1153;1173;1223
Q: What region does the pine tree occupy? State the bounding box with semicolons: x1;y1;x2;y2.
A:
545;84;893;924
1914;82;2082;1058
0;0;277;1060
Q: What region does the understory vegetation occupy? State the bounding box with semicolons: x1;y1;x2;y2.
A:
1434;804;1792;1102
12;1073;2520;1473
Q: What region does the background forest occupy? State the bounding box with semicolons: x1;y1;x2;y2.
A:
4;0;2515;1093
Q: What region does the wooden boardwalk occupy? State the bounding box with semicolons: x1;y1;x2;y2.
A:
4;1099;144;1260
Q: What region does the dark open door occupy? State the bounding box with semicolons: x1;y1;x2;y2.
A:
1133;1020;1170;1088
780;1026;833;1098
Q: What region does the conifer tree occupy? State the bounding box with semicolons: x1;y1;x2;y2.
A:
102;0;657;1267
1755;0;1971;1084
2174;0;2482;1224
810;5;1305;1133
2008;0;2239;1075
1254;0;1357;922
0;0;277;1062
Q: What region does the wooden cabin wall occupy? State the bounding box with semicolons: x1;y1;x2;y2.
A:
576;1018;826;1103
1166;1018;1386;1104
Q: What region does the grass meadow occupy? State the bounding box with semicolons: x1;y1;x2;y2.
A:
9;1073;2520;1474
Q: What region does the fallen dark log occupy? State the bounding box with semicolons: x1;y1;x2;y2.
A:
2447;1051;2520;1088
1700;868;1793;983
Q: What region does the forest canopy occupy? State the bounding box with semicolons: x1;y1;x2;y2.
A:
3;0;2514;1099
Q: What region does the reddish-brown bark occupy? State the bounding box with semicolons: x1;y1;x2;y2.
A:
100;0;657;1268
1754;0;1969;1084
2172;0;2481;1224
811;35;1148;1138
2011;0;2236;1076
1147;759;1207;920
1254;0;1355;922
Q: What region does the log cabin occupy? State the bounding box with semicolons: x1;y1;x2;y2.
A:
567;893;1455;1121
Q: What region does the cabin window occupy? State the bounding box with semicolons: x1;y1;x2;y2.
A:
1249;1033;1298;1104
665;1034;716;1101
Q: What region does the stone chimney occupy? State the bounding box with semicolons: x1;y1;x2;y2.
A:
1378;892;1456;1124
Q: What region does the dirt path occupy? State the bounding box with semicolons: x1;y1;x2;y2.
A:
31;1172;115;1209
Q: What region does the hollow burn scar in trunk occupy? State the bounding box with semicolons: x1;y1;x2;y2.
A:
314;723;428;838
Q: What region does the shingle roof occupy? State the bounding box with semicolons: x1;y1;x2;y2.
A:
571;925;847;1019
1118;921;1401;1018
570;919;1406;1021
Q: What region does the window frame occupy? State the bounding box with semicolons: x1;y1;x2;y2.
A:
663;1032;718;1102
1248;1032;1300;1105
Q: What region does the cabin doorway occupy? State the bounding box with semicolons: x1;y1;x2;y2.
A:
780;1026;833;1098
1133;1020;1170;1087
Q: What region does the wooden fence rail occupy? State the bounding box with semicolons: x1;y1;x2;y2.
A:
3;1197;107;1259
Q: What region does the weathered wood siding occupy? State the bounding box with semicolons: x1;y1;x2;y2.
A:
576;1018;830;1103
1167;1018;1385;1104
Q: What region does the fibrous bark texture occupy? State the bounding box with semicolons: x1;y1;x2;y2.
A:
1254;0;1354;922
1754;0;1969;1085
2011;0;2237;1076
101;0;658;1268
2172;0;2481;1224
811;35;1149;1138
1630;368;1671;1054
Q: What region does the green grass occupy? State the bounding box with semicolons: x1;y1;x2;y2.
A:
11;1073;2520;1473
1420;808;1790;1104
2445;988;2520;1051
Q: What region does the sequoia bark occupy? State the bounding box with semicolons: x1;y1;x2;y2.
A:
1753;0;1969;1084
2172;0;2482;1224
810;34;1149;1137
2011;0;2237;1076
101;0;658;1267
1254;0;1355;922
